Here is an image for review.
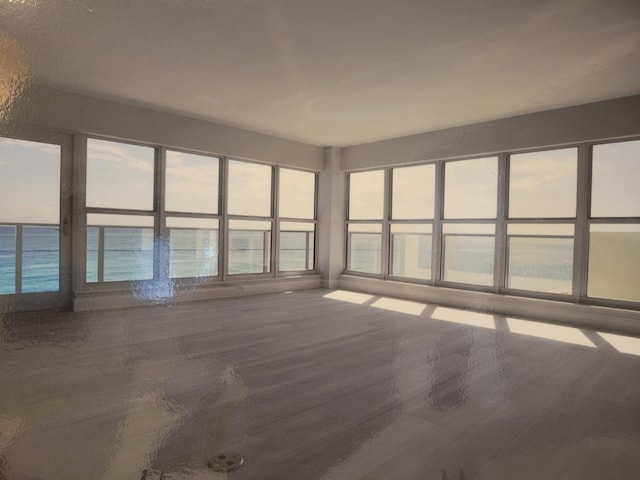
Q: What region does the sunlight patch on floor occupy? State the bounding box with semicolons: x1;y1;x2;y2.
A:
506;318;596;348
323;290;374;304
597;332;640;356
371;297;426;316
431;307;495;329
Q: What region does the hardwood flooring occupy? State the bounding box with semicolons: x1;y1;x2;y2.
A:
1;289;639;479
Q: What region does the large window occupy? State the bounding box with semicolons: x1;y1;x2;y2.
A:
0;137;62;294
442;157;498;286
587;140;640;303
165;150;220;279
344;139;640;310
347;170;385;274
227;160;273;275
506;148;577;295
86;139;155;283
84;140;315;285
389;164;435;280
279;168;316;272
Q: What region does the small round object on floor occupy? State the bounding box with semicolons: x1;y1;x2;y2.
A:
208;452;244;473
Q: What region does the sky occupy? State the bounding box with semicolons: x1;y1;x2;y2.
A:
1;137;639;227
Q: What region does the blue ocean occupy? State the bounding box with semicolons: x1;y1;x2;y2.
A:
1;227;572;295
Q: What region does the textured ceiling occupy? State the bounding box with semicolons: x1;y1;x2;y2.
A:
1;0;639;146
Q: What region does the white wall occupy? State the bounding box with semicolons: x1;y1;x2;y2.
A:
8;83;325;170
342;95;640;170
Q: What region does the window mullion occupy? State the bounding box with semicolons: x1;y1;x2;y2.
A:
432;162;444;285
573;143;590;301
155;146;168;282
494;153;508;292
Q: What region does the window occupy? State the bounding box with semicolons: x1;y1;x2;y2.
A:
390;224;431;280
0;137;61;294
228;220;271;274
279;168;315;219
591;140;640;218
389;164;435;280
165;151;219;214
167;217;219;279
442;224;495;286
392;164;435;220
86;139;156;283
280;222;314;271
349;170;384;220
444;157;497;219
228;160;272;217
86;138;154;211
165;151;220;279
279;168;316;272
588;140;640;303
347;224;382;274
506;148;577;295
509;148;577;218
507;224;573;294
87;214;154;282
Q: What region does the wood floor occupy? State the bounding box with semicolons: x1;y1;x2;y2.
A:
1;289;639;479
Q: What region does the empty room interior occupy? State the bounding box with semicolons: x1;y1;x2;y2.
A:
1;1;640;479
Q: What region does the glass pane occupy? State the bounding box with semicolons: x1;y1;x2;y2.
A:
443;224;495;285
165;150;219;214
87;214;154;283
588;224;640;302
349;170;384;220
86;138;155;210
508;236;573;294
591;140;640;217
509;148;577;218
228;160;272;217
392;164;435;219
168;218;219;279
444;157;497;219
22;226;59;293
348;224;382;274
279;169;315;219
0;138;60;224
0;225;16;294
86;227;99;283
390;224;432;280
229;220;271;274
279;221;315;271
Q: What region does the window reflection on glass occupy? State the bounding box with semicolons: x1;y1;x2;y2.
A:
390;224;432;280
591;140;640;217
444;157;497;219
349;170;384;220
507;224;574;294
442;224;494;286
86;214;154;283
228;160;272;217
228;219;272;274
279;169;315;219
86;138;154;211
168;217;219;279
588;224;640;302
509;148;577;218
166;151;219;214
392;164;435;220
279;222;314;271
347;223;382;274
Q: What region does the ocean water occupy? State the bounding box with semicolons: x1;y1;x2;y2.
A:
2;228;572;295
0;226;59;294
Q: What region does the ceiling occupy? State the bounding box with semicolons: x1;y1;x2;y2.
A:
1;0;639;146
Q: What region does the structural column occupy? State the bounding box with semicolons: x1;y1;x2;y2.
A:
317;147;345;289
